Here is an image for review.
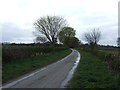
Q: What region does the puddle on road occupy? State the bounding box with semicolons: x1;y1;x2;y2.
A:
60;50;80;88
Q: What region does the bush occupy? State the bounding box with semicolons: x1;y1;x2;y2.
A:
107;55;120;72
2;46;32;63
2;45;68;63
95;50;120;72
82;48;120;74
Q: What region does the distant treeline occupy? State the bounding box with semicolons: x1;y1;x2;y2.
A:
2;42;119;48
80;44;118;51
2;42;64;46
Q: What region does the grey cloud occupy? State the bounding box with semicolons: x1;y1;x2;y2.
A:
99;23;118;46
2;22;34;43
80;15;116;26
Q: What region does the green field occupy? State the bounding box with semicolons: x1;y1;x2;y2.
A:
69;48;119;88
2;47;71;83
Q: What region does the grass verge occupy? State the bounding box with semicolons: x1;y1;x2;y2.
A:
69;48;119;88
3;49;71;83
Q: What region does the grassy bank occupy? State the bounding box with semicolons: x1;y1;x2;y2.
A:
82;48;120;74
3;48;71;83
69;48;119;88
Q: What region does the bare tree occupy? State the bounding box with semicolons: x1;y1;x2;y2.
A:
33;15;67;44
84;28;101;48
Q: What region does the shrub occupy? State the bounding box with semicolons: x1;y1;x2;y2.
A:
2;45;68;63
94;50;120;72
82;48;120;74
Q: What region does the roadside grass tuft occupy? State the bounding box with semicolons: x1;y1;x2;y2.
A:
69;48;119;88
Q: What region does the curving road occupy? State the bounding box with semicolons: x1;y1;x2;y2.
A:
3;49;80;88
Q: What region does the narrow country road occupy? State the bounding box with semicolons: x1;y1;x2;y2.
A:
3;49;80;88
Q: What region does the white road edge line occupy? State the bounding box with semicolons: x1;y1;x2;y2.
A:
60;49;80;88
2;67;46;88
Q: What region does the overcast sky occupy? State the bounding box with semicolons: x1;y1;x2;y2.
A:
0;0;119;46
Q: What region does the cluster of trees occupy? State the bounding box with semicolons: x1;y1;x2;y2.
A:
33;15;81;47
34;15;120;48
